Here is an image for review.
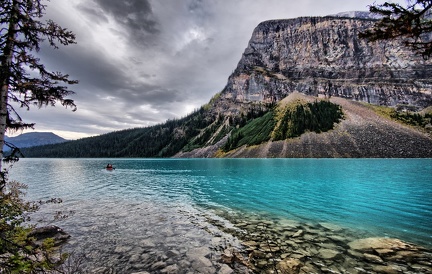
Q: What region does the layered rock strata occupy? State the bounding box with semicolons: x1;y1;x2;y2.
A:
217;16;432;114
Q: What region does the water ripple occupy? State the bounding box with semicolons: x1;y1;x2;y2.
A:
9;158;432;248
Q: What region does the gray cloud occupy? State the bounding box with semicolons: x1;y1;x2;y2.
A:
79;0;159;46
12;0;404;140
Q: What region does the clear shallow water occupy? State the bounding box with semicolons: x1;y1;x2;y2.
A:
7;158;432;272
9;158;432;247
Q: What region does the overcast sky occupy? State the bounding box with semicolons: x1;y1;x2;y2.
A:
13;0;404;139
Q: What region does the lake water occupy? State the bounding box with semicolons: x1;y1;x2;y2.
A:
8;158;432;273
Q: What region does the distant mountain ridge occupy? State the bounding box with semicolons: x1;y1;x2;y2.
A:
4;132;66;150
23;14;432;158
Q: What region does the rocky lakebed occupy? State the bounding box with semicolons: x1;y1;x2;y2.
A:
54;205;431;274
209;209;432;274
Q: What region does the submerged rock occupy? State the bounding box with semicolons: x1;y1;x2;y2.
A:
319;222;344;232
276;258;302;273
318;248;342;260
29;225;70;246
220;249;235;264
218;264;234;274
363;253;384;264
372;264;405;274
209;210;432;274
348;237;418;252
291;229;304;238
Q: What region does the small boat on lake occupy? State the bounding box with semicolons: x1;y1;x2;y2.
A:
106;164;115;170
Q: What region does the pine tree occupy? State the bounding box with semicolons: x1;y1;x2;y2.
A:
0;0;77;167
1;1;77;271
360;0;432;58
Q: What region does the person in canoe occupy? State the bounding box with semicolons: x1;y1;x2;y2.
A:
106;164;114;170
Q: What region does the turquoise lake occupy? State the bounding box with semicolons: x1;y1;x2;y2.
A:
8;158;432;272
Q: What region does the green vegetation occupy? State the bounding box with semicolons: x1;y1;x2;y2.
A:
23;104;274;157
26;99;345;156
222;99;343;152
360;0;432;58
211;124;232;145
0;172;67;272
23;107;218;157
202;92;221;111
272;100;343;140
182;115;225;152
362;103;395;119
223;111;276;152
1;0;77;272
391;110;432;129
364;103;432;133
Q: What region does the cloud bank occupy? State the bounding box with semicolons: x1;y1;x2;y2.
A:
14;0;399;139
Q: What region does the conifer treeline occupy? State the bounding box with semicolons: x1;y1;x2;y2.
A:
222;100;343;152
23;107;215;158
23;100;346;157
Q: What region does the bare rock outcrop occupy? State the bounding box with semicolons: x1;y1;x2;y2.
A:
216;16;432;115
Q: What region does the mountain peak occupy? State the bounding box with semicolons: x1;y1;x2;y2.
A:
4;132;67;150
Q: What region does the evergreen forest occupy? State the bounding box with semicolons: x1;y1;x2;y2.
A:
23;99;346;158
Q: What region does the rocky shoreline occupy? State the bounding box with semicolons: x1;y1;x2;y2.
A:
73;207;432;274
31;197;431;273
207;210;432;273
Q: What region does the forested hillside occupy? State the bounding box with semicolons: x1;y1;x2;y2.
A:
23;95;346;157
23;92;432;158
222;99;343;152
23;107;216;157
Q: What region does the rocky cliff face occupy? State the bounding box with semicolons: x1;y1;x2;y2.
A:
216;16;432;113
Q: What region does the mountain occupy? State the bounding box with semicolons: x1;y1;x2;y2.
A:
220;16;432;111
4;132;67;151
23;15;432;158
179;92;432;158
